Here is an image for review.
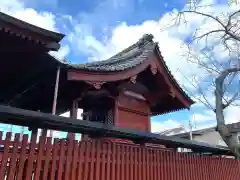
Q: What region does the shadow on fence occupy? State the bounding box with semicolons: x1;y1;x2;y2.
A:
0;131;240;180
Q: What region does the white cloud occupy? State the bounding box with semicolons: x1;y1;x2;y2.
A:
1;0;239;134
0;0;57;31
191;110;215;122
151;119;181;133
69;0;239;94
49;45;70;60
224;105;240;124
68;0;240;131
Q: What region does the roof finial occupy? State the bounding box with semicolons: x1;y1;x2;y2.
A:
137;34;154;47
142;34;154;42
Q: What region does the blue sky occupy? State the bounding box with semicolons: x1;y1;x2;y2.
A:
0;0;239;138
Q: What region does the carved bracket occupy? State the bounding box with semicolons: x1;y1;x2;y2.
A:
130;75;137;83
169;88;176;98
85;81;105;89
150;63;158;75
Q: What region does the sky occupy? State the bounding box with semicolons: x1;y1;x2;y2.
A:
0;0;239;139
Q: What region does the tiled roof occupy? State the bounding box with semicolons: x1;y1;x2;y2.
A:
158;127;187;136
0;12;65;42
62;34;195;107
228;122;240;133
172;122;240;138
67;34;157;72
171;127;216;138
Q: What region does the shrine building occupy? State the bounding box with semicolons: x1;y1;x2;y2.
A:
0;12;194;138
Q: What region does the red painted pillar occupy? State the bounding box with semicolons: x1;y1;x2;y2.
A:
68;100;78;140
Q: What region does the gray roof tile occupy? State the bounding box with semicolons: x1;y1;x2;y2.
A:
66;34;157;72
60;34;195;107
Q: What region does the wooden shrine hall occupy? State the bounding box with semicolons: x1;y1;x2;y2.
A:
0;11;194;135
1;11;240;180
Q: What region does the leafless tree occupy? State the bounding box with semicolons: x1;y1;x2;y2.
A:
170;0;240;158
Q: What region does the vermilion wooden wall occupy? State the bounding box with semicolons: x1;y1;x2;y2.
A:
115;92;151;132
0;131;239;180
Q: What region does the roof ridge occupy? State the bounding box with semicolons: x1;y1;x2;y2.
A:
69;34;156;69
109;33;154;59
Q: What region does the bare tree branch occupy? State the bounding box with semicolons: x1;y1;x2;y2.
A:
227;10;240;27
172;1;240;158
181;10;226;28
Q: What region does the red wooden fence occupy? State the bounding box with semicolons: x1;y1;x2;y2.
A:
0;131;239;180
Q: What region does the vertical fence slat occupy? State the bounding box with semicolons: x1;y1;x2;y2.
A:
125;145;129;180
111;143;116;180
71;140;79;180
150;149;154;180
178;152;182;180
7;133;20;180
138;147;142;180
130;146;134;180
207;156;211;180
101;142;106;180
25;132;37;180
156;149;160;180
16;134;28;180
219;157;223;180
134;147;138;180
212;157;217;180
64;138;74;180
154;149;158;180
188;153;192;180
215;157;220;180
142;146;146;180
149;148;152;180
192;154;197;180
170;150;174;180
173;151;178;180
229;157;234;180
82;141;90;180
42;137;52;180
49;138;58;180
77;141;85;180
57;139;65;180
94;141;101;180
89;140;96;180
106;142;111;180
0;132;11;179
116;144;121;180
34;136;46;180
120;144;125;180
0;131;3;163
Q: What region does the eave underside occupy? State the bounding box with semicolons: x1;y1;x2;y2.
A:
0;31;193;115
0;51;83;114
67;64;193;115
0;12;65;43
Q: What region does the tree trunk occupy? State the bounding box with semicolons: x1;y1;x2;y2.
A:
215;68;240;158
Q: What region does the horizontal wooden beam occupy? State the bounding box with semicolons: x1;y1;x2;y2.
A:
0;105;231;155
45;42;61;51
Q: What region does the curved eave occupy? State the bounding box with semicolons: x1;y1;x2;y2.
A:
151;107;189;117
155;47;195;107
0;12;65;42
66;57;152;82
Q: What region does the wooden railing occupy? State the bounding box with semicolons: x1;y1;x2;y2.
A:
0;131;239;180
0;105;231;155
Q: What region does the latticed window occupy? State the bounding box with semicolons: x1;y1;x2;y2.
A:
106;109;114;125
82;109;114;125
